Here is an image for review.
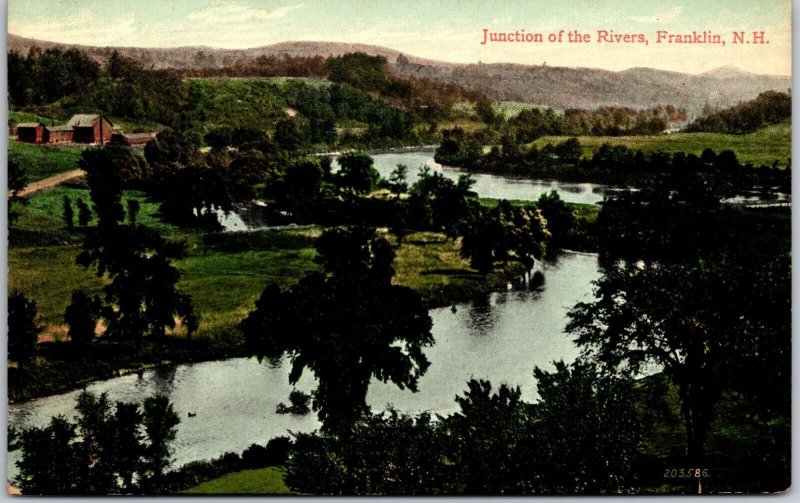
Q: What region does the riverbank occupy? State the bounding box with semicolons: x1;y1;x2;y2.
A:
314;144;437;158
9;224;533;403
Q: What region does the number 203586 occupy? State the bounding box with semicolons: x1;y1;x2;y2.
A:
663;468;709;478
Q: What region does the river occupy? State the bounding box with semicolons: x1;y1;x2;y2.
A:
337;151;610;205
7;251;599;479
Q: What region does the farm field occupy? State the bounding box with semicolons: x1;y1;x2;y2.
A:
534;122;791;167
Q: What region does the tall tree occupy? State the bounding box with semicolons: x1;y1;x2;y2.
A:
8;159;28;225
141;396;181;490
8;290;42;365
78;145;198;347
64;290;101;349
243;227;433;433
12;392;179;495
63;195;75;230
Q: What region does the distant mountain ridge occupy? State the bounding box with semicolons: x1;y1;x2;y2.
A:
8;33;790;115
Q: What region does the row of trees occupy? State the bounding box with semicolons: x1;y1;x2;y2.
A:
435;128;791;192
511;104;687;141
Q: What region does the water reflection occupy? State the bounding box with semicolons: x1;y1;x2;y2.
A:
464;294;499;337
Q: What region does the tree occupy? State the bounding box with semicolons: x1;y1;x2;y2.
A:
76;198;92;228
567;260;741;492
13;416;80;495
388;164;408;196
243;227;433;433
63;196;75;230
274;117;302;151
535;190;575;248
141;395;181;490
336;151;379;194
530;361;642;493
78;145;198;348
460;202;549;275
286;410;453;495
78;226;198;347
8;290;42;365
8;159;28;225
445;380;533;494
64;290;101;349
475;99;497;125
74;392;117;493
79;146;133;229
112;402;145;492
283;157;324;206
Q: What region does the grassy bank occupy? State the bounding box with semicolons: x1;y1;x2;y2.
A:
181;467;291;495
534;122;790;167
9;140;85;182
9;185;531;401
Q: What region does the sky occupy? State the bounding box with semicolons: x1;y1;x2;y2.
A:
7;0;792;75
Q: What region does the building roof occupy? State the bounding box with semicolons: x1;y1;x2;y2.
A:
123;133;157;140
66;114;114;127
16;122;42;128
47;125;74;132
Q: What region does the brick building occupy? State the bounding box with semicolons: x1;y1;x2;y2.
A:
15;114;114;145
16;123;45;143
66;114;114;144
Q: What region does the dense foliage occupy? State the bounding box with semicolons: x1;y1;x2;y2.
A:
284;361;643;495
11;392;180;495
567;172;791;493
686;91;791;134
512;105;687;141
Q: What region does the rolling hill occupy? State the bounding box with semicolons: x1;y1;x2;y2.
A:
8;34;790;115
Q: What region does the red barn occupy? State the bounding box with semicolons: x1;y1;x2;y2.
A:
67;114;114;144
16;122;45;143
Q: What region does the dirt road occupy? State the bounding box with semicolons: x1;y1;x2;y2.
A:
9;169;85;198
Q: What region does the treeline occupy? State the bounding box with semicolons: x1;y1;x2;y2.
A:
511;105;687;142
434;127;791;192
9;49;194;129
686;91;791;134
8;47;100;106
180;52;485;112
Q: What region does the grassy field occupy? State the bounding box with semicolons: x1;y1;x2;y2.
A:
10;185;526;340
9;111;66;126
534;122;791;167
181;467;291;495
187;77;327;133
492;101;546;120
9;141;85;182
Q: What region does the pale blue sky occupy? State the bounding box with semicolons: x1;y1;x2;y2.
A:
7;0;791;74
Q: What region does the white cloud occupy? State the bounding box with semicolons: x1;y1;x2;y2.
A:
631;6;683;24
9;9;137;45
187;3;304;25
